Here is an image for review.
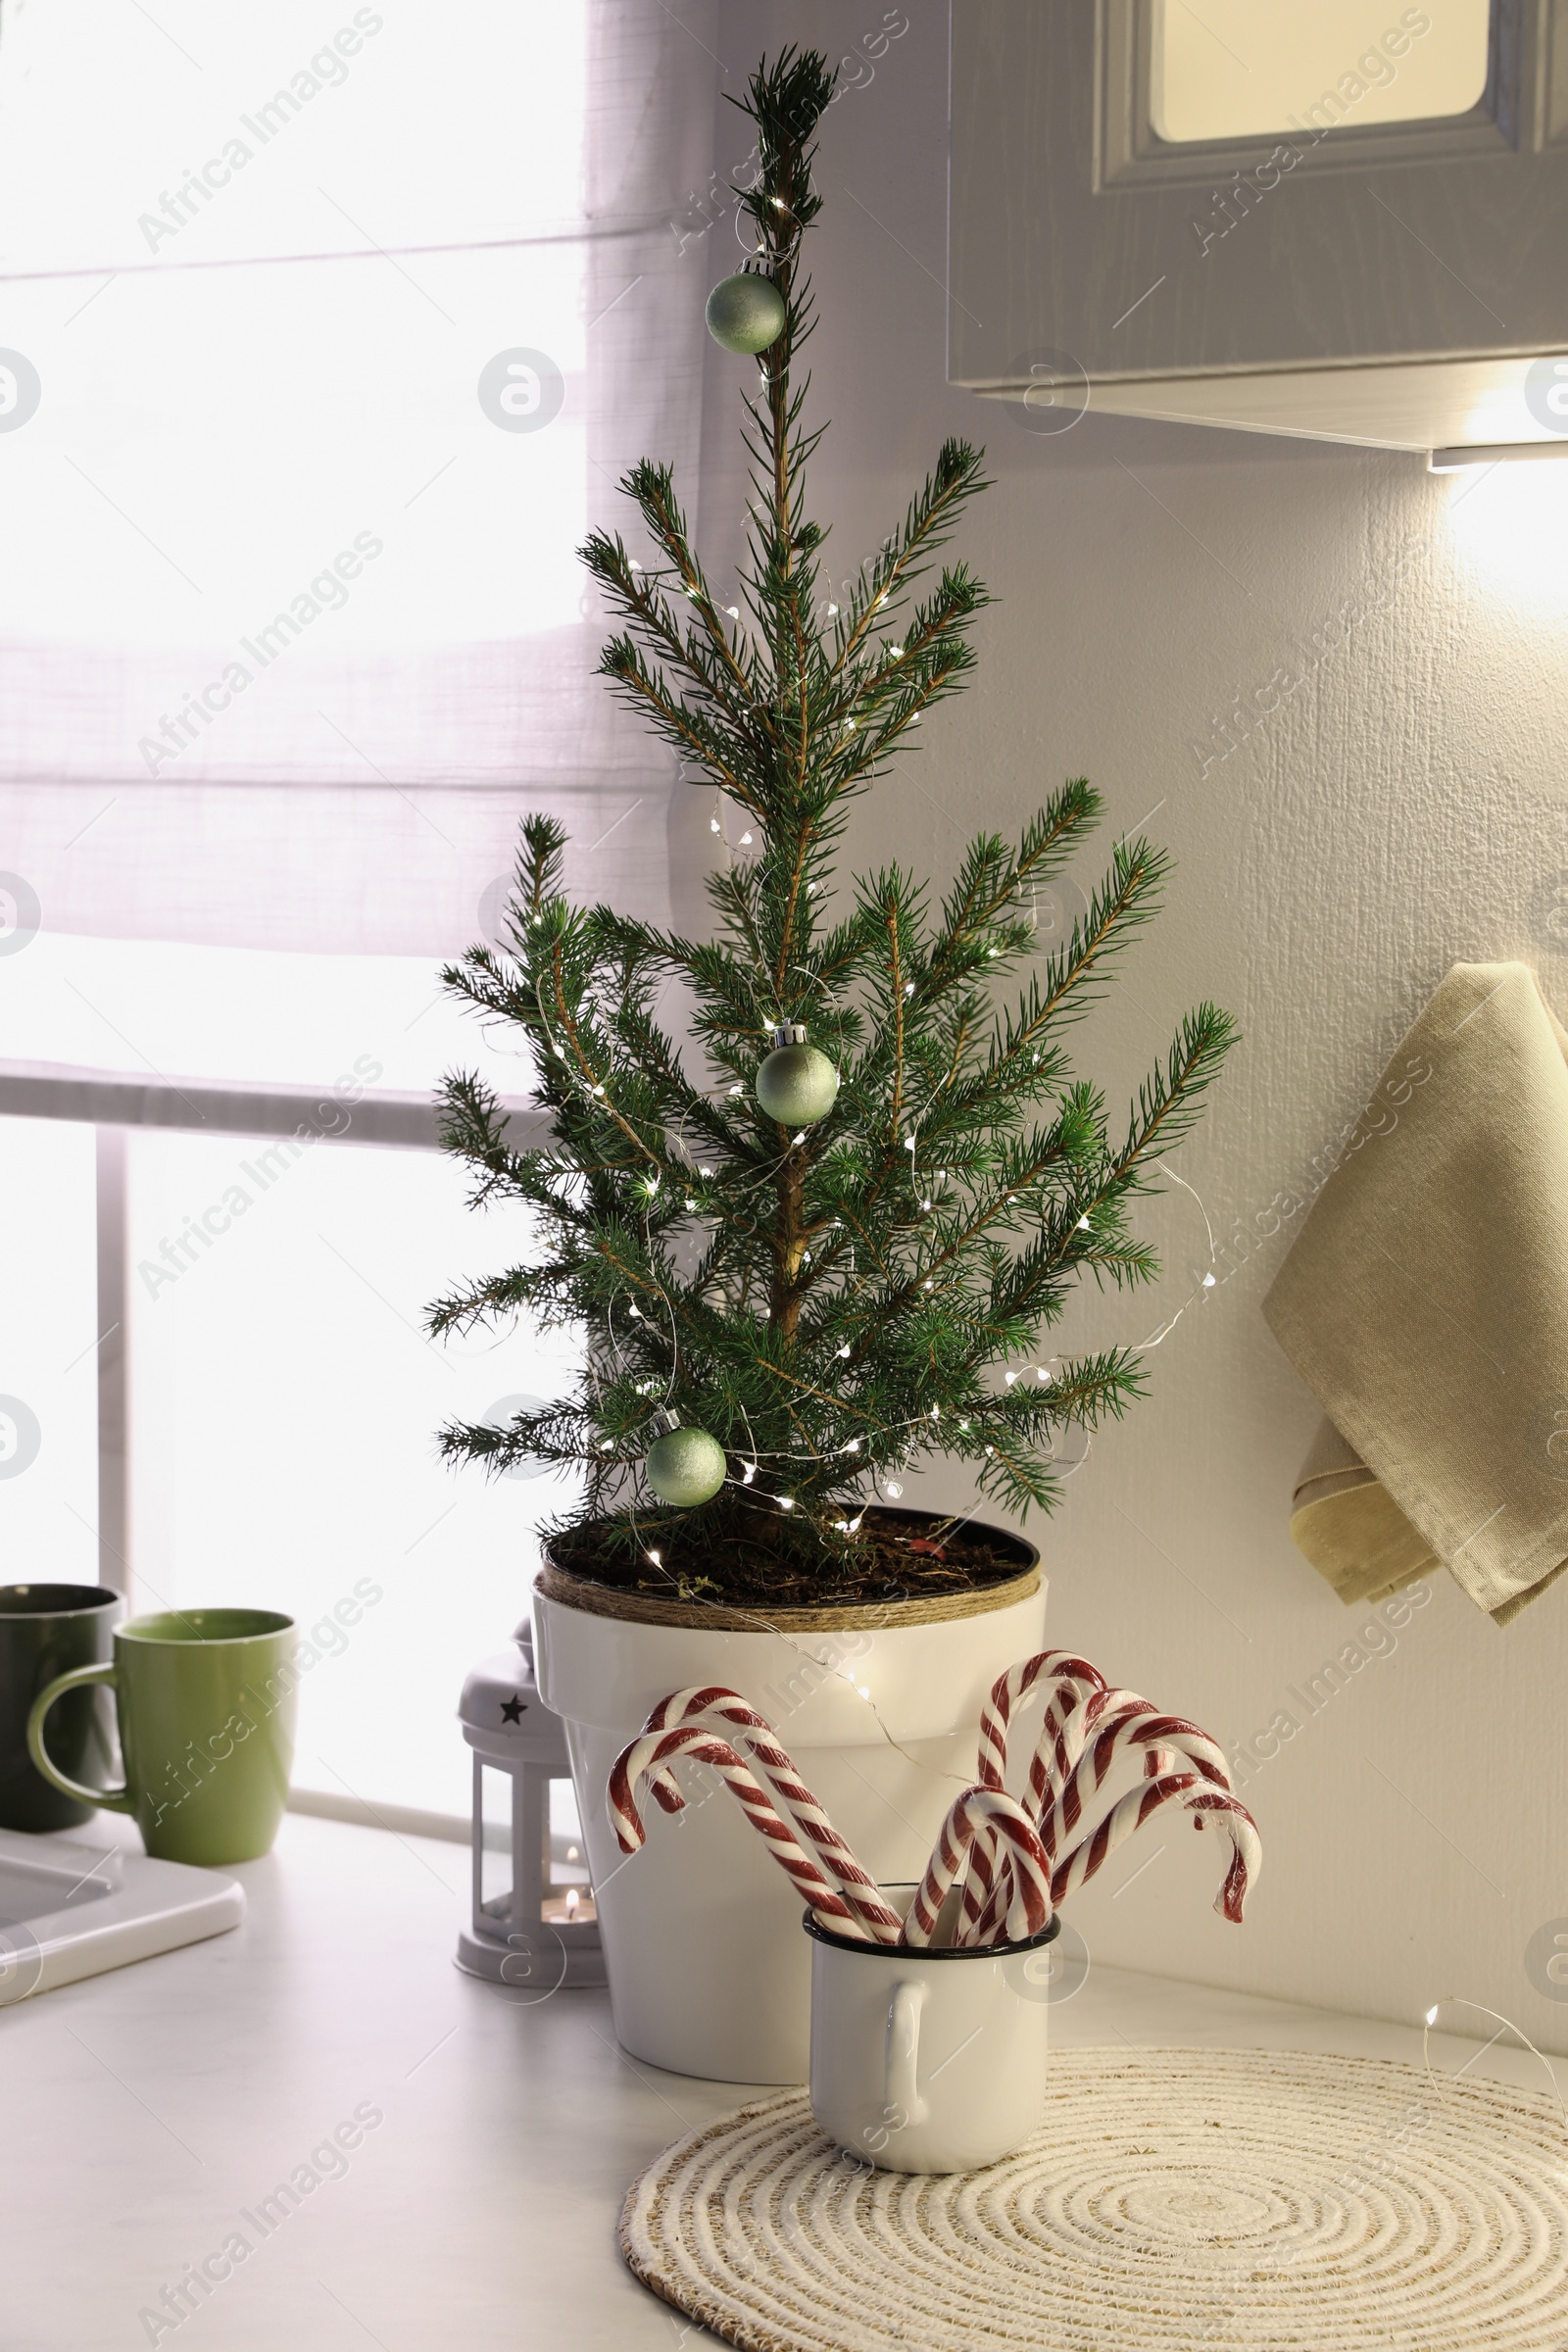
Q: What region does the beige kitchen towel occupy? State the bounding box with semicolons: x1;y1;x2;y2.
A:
1263;961;1568;1627
1288;1416;1439;1609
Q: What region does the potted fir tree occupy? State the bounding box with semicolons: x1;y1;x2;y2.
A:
431;51;1233;2081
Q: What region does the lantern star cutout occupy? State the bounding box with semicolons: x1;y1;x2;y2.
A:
499;1694;526;1724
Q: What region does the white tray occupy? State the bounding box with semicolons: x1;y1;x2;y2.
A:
0;1826;243;2003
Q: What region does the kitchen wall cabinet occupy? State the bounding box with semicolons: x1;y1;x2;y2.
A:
949;1;1568;456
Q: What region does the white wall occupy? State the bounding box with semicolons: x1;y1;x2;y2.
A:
695;0;1568;2048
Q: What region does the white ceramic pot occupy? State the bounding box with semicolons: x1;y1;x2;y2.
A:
532;1537;1045;2083
808;1886;1058;2173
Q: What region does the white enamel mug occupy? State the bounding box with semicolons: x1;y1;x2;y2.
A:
806;1886;1059;2173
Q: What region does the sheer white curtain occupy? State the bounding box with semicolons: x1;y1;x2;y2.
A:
0;0;727;1820
0;0;721;957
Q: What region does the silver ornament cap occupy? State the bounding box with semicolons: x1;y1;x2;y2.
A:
645;1418;727;1507
706;273;787;355
757;1023;840;1125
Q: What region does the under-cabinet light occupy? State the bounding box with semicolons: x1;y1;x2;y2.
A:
1429;440;1568;473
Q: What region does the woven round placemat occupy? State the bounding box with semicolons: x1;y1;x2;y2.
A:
620;2048;1568;2351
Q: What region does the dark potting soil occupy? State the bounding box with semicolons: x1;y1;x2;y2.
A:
546;1507;1034;1612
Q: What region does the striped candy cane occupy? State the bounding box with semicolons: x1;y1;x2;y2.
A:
965;1664;1123;1942
964;1653;1107;1943
954;1829;1000;1946
962;1846;1015;1949
1051;1772;1261;1924
1039;1690;1231;1864
607;1724;883;1937
975;1651;1107;1795
1186;1788;1263;1925
903;1788;1053;1947
1026;1668;1117;1815
633;1687;906;1944
978;1688;1231;1935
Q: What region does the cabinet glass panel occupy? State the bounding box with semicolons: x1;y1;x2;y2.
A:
1152;2;1491;143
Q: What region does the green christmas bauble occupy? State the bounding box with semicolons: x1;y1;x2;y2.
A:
706;273;786;355
757;1024;840;1125
645;1424;727;1507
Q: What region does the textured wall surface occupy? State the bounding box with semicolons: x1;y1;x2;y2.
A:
694;1;1568;2049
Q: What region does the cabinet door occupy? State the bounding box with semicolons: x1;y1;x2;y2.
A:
949;0;1568;444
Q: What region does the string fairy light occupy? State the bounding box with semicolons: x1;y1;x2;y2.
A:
1131;1161;1223;1352
1420;1996;1567;2132
546;895;1161;1527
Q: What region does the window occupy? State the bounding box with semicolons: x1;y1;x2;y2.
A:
0;1118;98;1578
127;1125;580;1821
1;934;574;1821
0;0;715;1826
0;1;590;661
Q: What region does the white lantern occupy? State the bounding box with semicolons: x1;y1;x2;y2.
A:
456;1620;606;1992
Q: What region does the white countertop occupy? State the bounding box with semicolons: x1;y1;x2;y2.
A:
8;1812;1557;2350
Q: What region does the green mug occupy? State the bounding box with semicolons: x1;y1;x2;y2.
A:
27;1608;298;1865
0;1583;121;1832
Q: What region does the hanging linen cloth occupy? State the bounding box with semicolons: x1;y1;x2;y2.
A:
1264;961;1568;1628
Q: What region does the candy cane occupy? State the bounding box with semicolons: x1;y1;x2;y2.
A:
975;1689;1226;1933
608;1724;884;1937
962;1844;1016;1949
954;1829;1000;1946
1034;1684;1129;1840
1026;1668;1118;1815
1077;1690;1230;1789
977;1764;1261;1940
1051;1772;1261;1923
1020;1674;1175;1835
976;1650;1107;1792
1040;1690;1231;1864
903;1788;1053;1947
964;1653;1106;1942
633;1688;906;1943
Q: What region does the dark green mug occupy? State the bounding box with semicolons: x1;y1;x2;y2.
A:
28;1608;298;1865
0;1583;122;1832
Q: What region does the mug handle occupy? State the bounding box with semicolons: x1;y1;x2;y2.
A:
884;1981;929;2126
26;1663;133;1814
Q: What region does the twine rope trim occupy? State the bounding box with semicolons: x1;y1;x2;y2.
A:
534;1556;1041;1630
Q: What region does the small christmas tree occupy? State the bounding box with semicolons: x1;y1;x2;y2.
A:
429;49;1234;1608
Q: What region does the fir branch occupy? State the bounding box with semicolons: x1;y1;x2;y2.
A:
830;441;991;678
